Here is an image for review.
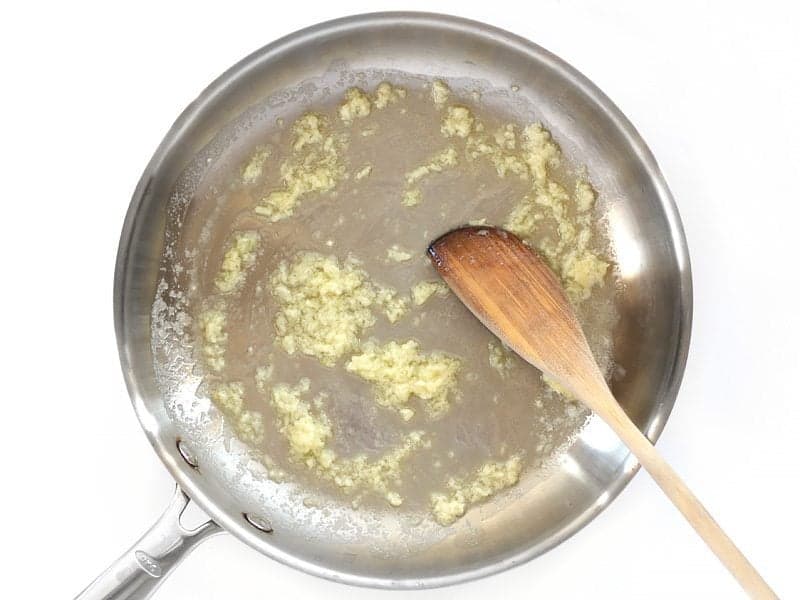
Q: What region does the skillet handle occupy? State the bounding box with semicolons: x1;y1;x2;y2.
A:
74;485;221;600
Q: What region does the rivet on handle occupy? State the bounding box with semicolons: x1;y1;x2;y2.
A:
244;513;273;533
176;439;199;469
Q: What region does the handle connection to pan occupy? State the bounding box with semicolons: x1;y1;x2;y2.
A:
74;485;221;600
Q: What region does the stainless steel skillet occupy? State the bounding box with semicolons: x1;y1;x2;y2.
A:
77;12;691;599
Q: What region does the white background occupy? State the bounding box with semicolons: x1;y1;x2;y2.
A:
2;1;798;598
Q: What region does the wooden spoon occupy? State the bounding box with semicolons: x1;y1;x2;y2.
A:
428;226;776;599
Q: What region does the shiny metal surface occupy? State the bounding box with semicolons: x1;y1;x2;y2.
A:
75;486;220;600
111;12;692;590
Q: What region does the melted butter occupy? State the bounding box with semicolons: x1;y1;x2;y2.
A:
179;76;615;524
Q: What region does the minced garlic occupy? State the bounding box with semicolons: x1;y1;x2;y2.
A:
485;118;608;304
401;188;422;207
574;180;596;213
198;309;227;371
270;253;378;366
505;179;608;303
339;87;372;124
401;147;459;208
411;280;449;305
271;379;333;466
292;112;326;151
386;491;403;507
562;252;608;301
488;340;516;378
345;340;462;419
430;456;522;525
464;121;559;183
214;231;260;294
375;286;410;323
463;121;531;180
406;147;459;184
269;379;426;505
494;124;517;150
386;245;413;262
255;113;346;222
468;137;529;179
270;252;408;365
354;164;373;180
241;145;271;183
441;106;474;138
431;79;450;107
255;365;273;392
373;81;406;109
521;122;561;183
210;381;264;445
542;373;575;399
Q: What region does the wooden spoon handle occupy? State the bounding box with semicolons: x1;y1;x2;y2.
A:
591;392;777;599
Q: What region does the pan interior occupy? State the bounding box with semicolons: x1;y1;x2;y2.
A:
122;14;690;587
